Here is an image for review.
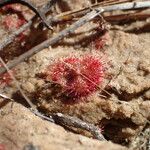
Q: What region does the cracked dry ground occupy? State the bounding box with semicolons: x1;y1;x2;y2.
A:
0;1;150;150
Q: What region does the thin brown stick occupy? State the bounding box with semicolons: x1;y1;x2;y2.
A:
0;93;14;101
32;111;106;141
0;22;32;51
48;0;149;23
104;12;150;22
52;113;106;141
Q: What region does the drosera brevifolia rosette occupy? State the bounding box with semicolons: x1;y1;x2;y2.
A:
40;52;108;104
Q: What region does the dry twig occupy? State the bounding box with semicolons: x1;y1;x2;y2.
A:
52;113;106;141
48;1;150;23
0;93;13;101
33;111;106;141
104;12;150;23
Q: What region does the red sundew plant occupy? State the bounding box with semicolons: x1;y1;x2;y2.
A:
45;55;105;101
2;15;26;30
2;15;27;42
92;32;110;50
1;5;27;42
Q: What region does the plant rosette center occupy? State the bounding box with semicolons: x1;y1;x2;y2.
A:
44;55;105;101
